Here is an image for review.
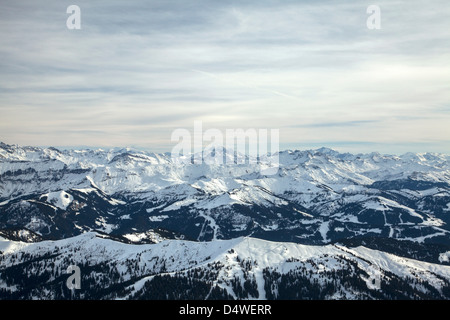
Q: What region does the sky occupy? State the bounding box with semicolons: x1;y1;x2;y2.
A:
0;0;449;154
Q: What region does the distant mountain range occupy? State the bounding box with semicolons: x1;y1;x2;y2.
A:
1;142;449;299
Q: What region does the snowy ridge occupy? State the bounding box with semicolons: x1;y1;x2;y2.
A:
1;232;449;300
1;143;448;200
0;143;449;199
1;142;449;244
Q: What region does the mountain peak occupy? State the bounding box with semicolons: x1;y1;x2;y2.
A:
314;147;340;155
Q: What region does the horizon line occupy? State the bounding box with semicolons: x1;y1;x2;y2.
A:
1;141;448;157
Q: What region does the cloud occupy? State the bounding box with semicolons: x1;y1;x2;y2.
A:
0;0;449;153
290;120;380;128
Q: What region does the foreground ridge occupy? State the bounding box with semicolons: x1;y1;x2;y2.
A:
1;232;450;300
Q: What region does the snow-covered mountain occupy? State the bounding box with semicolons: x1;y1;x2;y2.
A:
1;142;450;300
1;232;450;300
1;142;449;245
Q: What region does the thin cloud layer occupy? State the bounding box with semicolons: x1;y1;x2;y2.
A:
0;0;449;153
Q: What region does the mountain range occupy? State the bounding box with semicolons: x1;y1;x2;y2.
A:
1;142;449;299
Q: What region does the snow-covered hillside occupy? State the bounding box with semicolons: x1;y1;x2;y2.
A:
1;232;449;300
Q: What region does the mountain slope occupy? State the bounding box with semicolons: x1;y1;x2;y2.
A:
1;232;450;300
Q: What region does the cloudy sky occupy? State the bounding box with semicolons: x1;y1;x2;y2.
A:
0;0;449;154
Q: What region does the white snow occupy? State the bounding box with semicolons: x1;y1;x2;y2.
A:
293;208;313;218
422;217;445;227
0;237;29;254
194;193;237;210
419;188;446;197
94;217;117;233
161;198;197;212
0;144;449;210
40;191;73;210
149;215;169;222
439;251;450;263
1;143;450;245
404;229;450;243
123;231;165;244
146;204;165;213
108;198;126;206
1;233;450;300
319;221;330;242
363;197;424;221
260;222;280;231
